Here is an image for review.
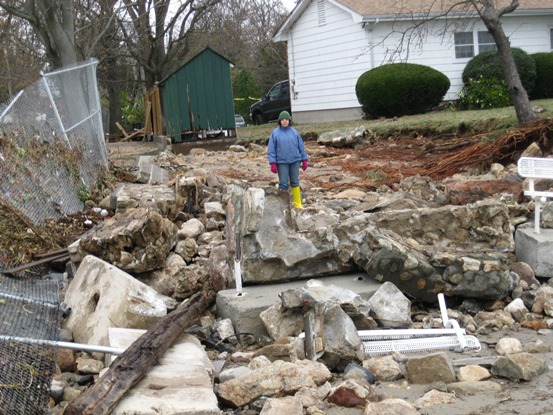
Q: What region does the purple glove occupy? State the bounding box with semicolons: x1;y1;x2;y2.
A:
302;160;308;171
271;163;277;174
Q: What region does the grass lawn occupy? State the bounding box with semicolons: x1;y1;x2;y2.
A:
236;99;553;145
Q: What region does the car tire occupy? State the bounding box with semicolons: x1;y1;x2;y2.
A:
254;114;265;125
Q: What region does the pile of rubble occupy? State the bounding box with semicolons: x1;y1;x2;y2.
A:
46;130;553;414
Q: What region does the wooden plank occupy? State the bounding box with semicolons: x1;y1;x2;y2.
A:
143;99;152;136
115;122;129;139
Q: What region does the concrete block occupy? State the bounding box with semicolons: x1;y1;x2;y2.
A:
216;273;381;340
515;228;553;278
62;255;168;347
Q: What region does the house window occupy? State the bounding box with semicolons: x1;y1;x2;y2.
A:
455;30;496;59
317;0;325;26
478;31;496;53
454;32;474;58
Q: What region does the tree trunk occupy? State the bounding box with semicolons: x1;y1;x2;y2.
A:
478;2;536;124
63;286;219;415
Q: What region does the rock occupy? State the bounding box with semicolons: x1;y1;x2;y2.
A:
504;298;529;322
77;207;178;273
366;282;411;328
343;362;376;384
57;348;77;373
406;352;456;384
318;304;366;371
326;378;377;407
447;380;502;395
491;352;549;381
362;355;403;382
414;389;456;408
76;357;104;374
457;365;491;381
495;337;524;355
532;286;553;316
364;398;420;415
215;359;332;408
259;396;303;415
177;218;205;239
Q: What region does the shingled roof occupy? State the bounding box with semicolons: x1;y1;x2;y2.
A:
335;0;553;17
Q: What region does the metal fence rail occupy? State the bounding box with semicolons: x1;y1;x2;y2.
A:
0;59;108;225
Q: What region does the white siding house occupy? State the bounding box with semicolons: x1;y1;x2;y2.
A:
274;0;553;123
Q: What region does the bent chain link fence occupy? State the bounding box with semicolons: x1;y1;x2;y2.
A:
0;59;108;413
0;58;108;225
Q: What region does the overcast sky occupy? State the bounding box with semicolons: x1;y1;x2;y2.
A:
282;0;297;11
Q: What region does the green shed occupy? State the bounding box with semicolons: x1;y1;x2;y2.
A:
159;47;235;141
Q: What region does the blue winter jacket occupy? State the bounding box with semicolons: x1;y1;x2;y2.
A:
267;126;308;164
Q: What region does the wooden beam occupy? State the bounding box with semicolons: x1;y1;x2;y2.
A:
115;122;129;140
63;284;220;415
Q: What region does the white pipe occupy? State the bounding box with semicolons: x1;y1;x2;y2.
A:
438;293;448;327
0;335;125;355
234;258;242;295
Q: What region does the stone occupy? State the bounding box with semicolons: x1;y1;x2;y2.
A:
362;355;403;382
447;380;502;395
495;337;524;355
76;357;104;374
177;218;205;239
260;396;303;415
363;398;420;415
457;365;491;381
77;207;178;273
406;352;456;384
414;389;456;408
215;359;332;408
366;282;412;328
491;352;549;381
326;378;377;407
504;298;529;322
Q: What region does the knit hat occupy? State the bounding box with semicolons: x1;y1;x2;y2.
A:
278;111;291;120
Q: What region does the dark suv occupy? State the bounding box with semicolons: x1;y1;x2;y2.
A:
250;80;291;125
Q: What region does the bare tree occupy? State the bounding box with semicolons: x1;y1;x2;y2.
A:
118;0;223;90
367;0;536;124
0;0;78;68
191;0;289;89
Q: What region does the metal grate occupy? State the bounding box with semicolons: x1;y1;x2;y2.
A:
0;270;63;415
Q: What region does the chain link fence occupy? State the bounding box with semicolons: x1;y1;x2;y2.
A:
0;59;108;225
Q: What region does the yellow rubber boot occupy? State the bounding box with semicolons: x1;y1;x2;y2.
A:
291;186;303;209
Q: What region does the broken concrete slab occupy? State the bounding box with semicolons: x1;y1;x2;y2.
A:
216;273;381;341
515;227;553;278
62;255;170;347
108;328;220;415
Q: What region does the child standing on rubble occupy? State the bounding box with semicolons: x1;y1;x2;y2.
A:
267;111;308;208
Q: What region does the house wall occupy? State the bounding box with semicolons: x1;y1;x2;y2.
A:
286;1;552;123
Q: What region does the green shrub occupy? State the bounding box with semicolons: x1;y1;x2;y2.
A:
355;63;450;119
456;75;511;110
462;48;536;93
530;52;553;99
